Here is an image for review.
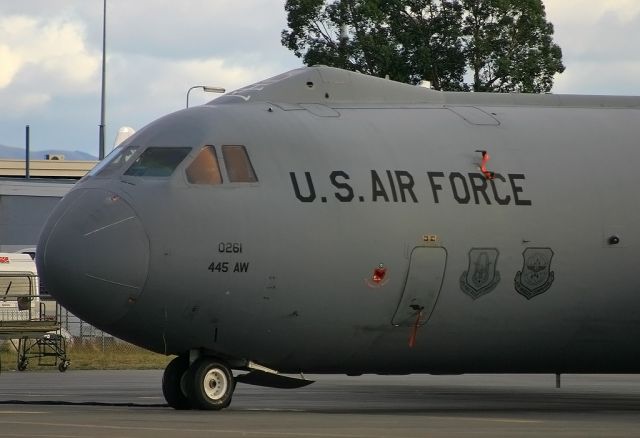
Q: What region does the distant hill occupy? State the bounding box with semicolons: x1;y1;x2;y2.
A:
0;144;97;161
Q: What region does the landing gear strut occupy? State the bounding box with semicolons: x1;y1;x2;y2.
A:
162;355;235;411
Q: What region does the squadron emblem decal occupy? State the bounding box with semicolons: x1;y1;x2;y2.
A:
460;248;500;299
514;248;555;299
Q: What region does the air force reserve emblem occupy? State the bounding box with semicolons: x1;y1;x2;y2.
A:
460;248;500;299
514;248;555;299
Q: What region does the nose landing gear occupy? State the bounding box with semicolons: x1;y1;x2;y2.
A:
162;355;235;410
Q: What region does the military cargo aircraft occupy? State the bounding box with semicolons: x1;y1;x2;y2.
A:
36;66;640;410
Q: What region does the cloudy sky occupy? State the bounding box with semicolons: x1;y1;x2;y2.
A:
0;0;638;156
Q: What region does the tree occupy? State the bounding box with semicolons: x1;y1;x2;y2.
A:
385;0;467;89
463;0;565;92
281;0;565;92
281;0;409;81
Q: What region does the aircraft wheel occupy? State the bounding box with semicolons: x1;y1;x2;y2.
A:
58;360;70;372
17;359;28;372
187;358;235;410
162;356;191;410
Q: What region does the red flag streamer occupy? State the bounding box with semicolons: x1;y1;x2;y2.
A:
408;310;423;348
476;150;495;180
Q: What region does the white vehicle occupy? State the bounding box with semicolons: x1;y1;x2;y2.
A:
0;252;69;372
0;253;40;322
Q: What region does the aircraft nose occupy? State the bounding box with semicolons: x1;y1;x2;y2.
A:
37;189;150;327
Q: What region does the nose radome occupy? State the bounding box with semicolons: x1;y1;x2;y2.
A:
38;189;149;328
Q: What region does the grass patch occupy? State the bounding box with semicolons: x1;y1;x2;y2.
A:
1;340;173;372
64;344;173;370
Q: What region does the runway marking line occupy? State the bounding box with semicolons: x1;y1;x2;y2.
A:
0;411;47;415
2;434;80;438
0;420;386;438
428;415;540;424
238;409;540;424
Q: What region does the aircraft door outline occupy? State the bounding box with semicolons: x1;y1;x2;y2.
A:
392;247;447;327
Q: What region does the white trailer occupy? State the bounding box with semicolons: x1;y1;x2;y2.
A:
0;253;40;321
0;253;69;372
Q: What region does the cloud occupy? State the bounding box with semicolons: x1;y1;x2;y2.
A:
0;45;22;88
0;14;100;116
100;53;285;147
2;0;635;153
544;0;640;94
15;93;52;113
103;0;289;59
554;61;640;96
146;58;275;100
545;0;640;23
0;2;301;151
36;20;100;86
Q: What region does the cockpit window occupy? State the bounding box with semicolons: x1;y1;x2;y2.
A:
186;146;222;185
222;145;258;183
124;147;191;177
89;145;140;177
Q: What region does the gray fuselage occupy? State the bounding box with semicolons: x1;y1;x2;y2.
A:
37;67;640;375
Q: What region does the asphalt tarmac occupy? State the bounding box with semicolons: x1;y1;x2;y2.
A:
1;370;640;437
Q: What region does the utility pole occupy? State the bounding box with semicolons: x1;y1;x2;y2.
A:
98;0;107;160
25;125;30;179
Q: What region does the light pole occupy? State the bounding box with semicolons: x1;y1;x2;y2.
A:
186;85;225;108
98;0;107;160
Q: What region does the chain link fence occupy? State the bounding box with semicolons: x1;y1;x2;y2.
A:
1;283;170;372
57;303;138;351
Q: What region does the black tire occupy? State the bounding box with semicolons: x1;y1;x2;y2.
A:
17;360;27;372
58;360;70;372
186;358;235;410
162;356;191;410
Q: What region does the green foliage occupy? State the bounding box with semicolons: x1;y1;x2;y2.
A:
282;0;408;80
282;0;565;92
462;0;565;92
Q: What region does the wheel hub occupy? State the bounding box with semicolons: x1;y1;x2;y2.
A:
203;368;228;400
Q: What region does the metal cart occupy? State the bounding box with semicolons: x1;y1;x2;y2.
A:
0;277;70;373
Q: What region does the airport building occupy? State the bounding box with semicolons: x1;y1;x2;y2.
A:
0;158;96;252
0;158;112;349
